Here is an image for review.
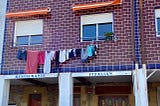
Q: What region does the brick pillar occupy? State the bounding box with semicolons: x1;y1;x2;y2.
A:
59;73;73;106
0;76;10;106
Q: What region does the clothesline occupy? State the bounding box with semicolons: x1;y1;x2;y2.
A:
17;44;97;74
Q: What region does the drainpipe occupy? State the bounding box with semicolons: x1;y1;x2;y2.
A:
139;0;145;64
0;0;8;74
131;0;136;63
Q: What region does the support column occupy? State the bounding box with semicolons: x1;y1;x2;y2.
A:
0;76;10;106
0;0;7;73
59;73;73;106
133;64;148;106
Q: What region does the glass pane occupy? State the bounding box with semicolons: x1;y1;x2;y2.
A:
157;18;160;35
98;23;112;40
82;24;96;41
16;36;28;46
30;35;42;45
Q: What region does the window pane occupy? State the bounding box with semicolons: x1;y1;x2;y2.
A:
157;18;160;35
98;23;112;40
82;24;96;41
30;35;42;45
16;36;28;46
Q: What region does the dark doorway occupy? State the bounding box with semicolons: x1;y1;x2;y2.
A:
74;94;80;106
28;94;42;106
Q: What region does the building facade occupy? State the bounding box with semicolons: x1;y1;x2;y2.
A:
0;0;160;106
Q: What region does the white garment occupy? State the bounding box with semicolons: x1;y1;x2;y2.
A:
66;49;72;60
59;50;67;63
43;51;55;73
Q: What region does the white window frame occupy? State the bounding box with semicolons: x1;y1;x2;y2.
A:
80;13;114;42
155;9;160;37
14;19;43;46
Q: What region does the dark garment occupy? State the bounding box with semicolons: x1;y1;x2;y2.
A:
17;49;27;61
75;49;81;57
55;50;60;67
69;49;74;58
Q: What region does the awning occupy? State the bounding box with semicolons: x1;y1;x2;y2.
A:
6;7;51;18
72;0;122;11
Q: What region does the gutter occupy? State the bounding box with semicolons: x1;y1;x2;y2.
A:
0;0;8;74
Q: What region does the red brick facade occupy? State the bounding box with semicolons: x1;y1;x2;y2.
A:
3;0;133;71
142;0;160;64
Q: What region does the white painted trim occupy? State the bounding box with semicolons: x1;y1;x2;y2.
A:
157;87;160;106
72;71;131;77
2;71;131;79
80;12;113;41
155;9;160;37
3;73;58;79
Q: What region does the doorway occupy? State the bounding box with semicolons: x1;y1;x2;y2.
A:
28;94;42;106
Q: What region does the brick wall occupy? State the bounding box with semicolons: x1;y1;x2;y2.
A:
2;0;134;72
142;0;160;64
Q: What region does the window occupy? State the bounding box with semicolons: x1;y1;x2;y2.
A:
81;13;113;41
14;19;43;46
155;9;160;37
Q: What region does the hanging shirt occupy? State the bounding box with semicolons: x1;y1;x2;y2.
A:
81;48;88;63
43;51;55;73
75;49;81;57
25;50;39;74
87;45;96;58
69;49;74;58
66;49;72;60
17;49;27;61
59;50;67;63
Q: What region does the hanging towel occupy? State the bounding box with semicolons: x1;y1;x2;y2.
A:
43;51;55;73
38;51;45;65
25;50;39;74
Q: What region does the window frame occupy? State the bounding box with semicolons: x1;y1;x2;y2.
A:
81;13;114;42
14;19;43;46
155;9;160;37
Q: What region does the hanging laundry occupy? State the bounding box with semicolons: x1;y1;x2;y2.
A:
87;45;96;58
75;49;81;57
81;48;88;63
17;49;27;61
59;49;67;63
43;51;55;73
66;49;72;60
69;49;74;58
25;50;39;74
55;50;60;71
38;51;45;65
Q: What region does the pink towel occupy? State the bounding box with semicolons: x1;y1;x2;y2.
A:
38;51;45;65
25;50;39;74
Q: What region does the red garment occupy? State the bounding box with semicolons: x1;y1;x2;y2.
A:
38;51;45;64
25;50;39;74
